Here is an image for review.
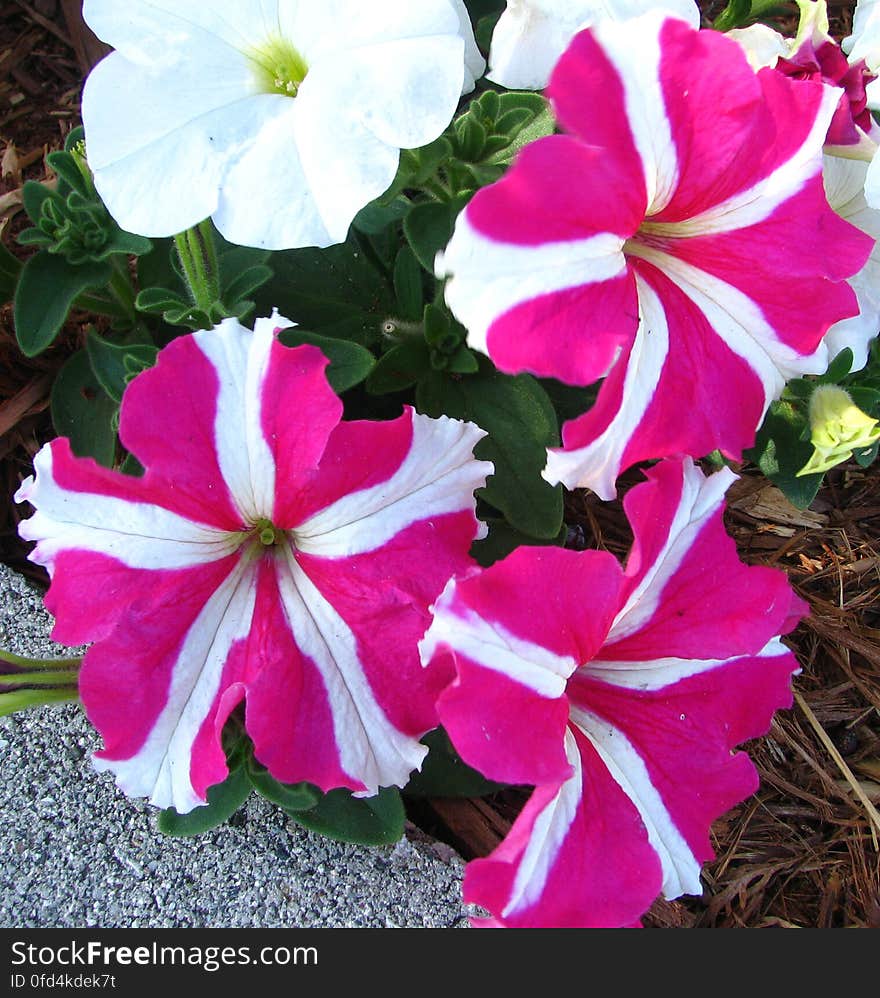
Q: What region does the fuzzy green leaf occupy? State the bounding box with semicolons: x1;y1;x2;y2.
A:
288;786;406;846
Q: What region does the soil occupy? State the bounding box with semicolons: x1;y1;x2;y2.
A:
1;1;878;928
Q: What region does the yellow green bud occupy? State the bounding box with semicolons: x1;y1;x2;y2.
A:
796;385;880;476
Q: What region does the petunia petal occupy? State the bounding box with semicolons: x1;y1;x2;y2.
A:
82;556;258;813
606;457;806;661
292;408;491;556
464;727;662;927
423;546;624;786
568;638;799;898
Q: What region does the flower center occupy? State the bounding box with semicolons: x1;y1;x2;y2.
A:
253;517;280;546
248;34;309;97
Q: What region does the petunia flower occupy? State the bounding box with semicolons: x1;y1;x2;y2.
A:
15;315;492;814
437;13;873;499
420;457;805;927
797;384;880;476
80;0;481;250
485;0;700;90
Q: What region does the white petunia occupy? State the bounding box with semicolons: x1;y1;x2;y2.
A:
81;0;479;249
484;0;700;90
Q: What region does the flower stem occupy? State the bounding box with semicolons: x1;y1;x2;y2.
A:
108;256;137;319
174;219;221;311
2;670;81;687
0;649;82;671
0;688;79;718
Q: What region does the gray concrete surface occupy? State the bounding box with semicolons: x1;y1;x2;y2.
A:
0;563;471;928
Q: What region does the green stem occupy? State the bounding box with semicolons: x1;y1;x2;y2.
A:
174;219;220;310
107;257;137;319
0;688;79;717
2;670;80;687
0;649;82;670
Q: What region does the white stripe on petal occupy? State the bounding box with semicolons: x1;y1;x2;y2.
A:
294;411;492;558
631;243;830;388
93;557;258;813
194;317;282;523
276;546;428;794
570;705;701;899
543;273;669;498
590;12;679;215
16;445;236;573
640;83;839;237
587;638;789;691
606;457;735;643
503;728;583;917
419;578;578;700
437;212;628;358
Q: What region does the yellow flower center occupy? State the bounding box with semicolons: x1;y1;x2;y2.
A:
248;34;309;97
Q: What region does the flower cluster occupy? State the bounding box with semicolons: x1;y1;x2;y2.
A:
10;0;880;929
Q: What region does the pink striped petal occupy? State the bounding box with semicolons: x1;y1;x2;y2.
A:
607;457;808;661
465;727;661;928
19;316;492;812
568;639;799;899
422;546;624;787
430;457;804;926
441;12;871;496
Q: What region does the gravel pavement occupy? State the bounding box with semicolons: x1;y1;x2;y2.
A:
0;563;471;929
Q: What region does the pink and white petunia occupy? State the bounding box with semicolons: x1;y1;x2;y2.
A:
420;457;805;927
484;0;700;91
16;315;492;814
437;13;874;499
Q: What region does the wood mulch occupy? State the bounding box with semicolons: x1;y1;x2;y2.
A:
1;1;878;928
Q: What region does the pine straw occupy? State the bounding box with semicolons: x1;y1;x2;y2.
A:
1;0;879;929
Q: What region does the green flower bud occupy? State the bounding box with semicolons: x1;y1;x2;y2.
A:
796;385;880;477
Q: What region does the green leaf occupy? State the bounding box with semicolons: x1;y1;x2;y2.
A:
403;194;470;272
14;252;112;356
157;765;252;837
257;237;396;347
446;343;479;375
101;228;152;260
818;347;854;384
538;377;597;425
46;150;90;199
392;246;424;321
246;759;321;812
135;238;180;292
744;400;823;509
855;440;879;467
50;350;118;467
277;329;376;393
135;286;187;313
288;786;406;846
402;728;506;798
712;0;752;31
85;329;158;403
21;180;57;225
366;338;432;395
486;103;556;166
221;264;273;307
416;360;564;538
470;517;566;568
353;197;410;234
